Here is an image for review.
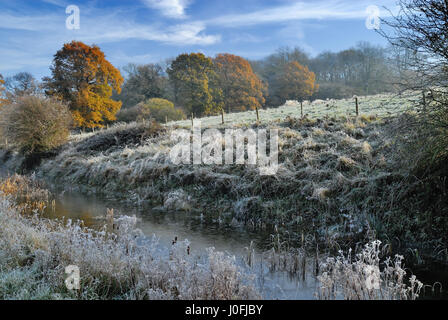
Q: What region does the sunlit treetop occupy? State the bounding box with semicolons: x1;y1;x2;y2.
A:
44;41;124;128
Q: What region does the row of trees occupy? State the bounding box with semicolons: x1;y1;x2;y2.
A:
1;44;318;129
116;52;317;116
167;53;273;116
250;42;417;102
116;42;414;117
1;40;413;132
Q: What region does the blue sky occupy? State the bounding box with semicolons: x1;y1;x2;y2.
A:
0;0;399;80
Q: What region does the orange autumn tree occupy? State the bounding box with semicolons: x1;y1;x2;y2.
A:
273;61;318;104
214;53;265;113
44;41;124;128
0;74;8;107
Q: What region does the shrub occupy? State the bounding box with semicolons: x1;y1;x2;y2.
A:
388;90;448;181
144;98;185;122
0;96;72;154
117;98;185;123
115;105;142;123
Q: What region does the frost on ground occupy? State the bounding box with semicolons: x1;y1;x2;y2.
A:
317;241;423;300
1;91;445;260
0;176;426;300
0;191;259;300
169;91;419;128
34;110;408;242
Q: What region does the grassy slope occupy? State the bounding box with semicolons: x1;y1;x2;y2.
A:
4;91;447;259
170;92;417;128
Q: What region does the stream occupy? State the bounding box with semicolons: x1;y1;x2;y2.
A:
41;189;320;299
2;163;445;300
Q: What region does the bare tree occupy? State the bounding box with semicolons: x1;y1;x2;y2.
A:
5;72;41;101
379;0;448;92
379;0;448;174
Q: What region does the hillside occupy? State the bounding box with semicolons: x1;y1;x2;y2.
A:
170;92;419;128
2;91;445;262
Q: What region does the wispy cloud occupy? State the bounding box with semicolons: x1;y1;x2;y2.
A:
0;0;396;78
142;0;191;19
0;11;60;31
0;3;218;77
0;9;219;46
41;0;68;7
205;0;396;27
78;20;220;46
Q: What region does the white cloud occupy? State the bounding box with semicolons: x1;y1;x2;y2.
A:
0;12;61;31
205;0;396;27
0;9;219;46
0;5;219;77
41;0;68;7
142;0;191;19
77;20;220;46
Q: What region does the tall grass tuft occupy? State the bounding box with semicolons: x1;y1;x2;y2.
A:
317;240;423;300
0;174;52;214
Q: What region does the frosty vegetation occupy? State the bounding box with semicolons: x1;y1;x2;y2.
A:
2;91;444;258
0;175;425;300
0;176;259;300
0;91;440;300
4;92;433;248
317;241;423;300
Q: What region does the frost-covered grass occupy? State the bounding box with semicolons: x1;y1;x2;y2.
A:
169;91;419;129
2;91;446;262
0;178;259;300
0;176;428;300
36;113;401;241
317;241;423;300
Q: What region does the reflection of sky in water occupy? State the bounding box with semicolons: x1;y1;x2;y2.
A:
42;191;319;299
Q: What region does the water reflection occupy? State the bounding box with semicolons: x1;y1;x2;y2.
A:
42;190;319;299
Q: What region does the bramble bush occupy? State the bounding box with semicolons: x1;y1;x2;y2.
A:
0;95;72;154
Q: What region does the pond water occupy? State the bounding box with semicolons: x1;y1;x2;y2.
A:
41;189;319;300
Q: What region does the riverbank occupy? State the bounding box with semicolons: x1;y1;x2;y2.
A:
1;92;447;264
0;175;428;300
0;175;260;300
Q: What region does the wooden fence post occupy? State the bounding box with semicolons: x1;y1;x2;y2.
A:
355;96;359;116
422;90;427;112
300;101;303;118
191;113;194;128
221;108;224;125
255;106;260;123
